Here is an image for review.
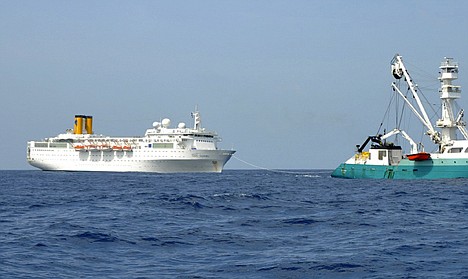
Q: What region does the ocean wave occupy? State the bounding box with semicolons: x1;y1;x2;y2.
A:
1;170;467;278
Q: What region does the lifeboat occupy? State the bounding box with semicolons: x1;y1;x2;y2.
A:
74;144;86;151
112;145;123;151
122;145;132;151
406;152;431;161
99;144;112;151
86;144;98;151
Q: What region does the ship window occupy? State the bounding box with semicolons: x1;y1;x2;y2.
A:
448;147;462;153
35;142;48;148
50;143;68;148
378;150;386;160
153;143;173;149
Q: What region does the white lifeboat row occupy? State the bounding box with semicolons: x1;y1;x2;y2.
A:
73;141;134;152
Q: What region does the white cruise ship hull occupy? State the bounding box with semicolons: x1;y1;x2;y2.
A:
28;149;235;173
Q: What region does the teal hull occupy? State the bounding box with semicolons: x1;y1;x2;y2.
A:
331;158;468;179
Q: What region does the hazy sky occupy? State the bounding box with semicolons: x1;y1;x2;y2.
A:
2;1;468;170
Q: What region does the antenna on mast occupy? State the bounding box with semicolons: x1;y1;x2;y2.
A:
192;105;202;131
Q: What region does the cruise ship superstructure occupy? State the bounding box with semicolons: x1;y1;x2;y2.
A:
27;111;235;172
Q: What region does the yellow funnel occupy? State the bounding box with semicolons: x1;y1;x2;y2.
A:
74;115;85;134
85;116;93;134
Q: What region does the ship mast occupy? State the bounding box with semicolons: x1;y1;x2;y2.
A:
192;110;202;131
390;54;468;151
436;57;468;143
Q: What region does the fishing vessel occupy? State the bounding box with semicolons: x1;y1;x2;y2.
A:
27;110;235;172
332;54;468;179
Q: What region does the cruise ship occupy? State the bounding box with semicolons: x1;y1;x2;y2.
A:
27;111;235;172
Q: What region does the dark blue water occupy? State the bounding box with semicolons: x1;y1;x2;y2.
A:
1;170;467;278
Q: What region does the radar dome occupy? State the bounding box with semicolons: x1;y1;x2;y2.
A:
162;118;171;128
152;122;161;128
178;122;186;129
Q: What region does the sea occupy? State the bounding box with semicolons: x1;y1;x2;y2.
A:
1;170;467;279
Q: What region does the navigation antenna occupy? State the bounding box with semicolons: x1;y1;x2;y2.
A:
192;106;202;131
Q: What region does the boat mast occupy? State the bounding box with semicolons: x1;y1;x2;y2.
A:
436;57;468;143
192;110;202;131
390;54;441;144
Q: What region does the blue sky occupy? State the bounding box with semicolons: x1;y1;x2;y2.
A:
2;1;468;170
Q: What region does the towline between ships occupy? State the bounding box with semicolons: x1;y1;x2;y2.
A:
27;110;235;173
